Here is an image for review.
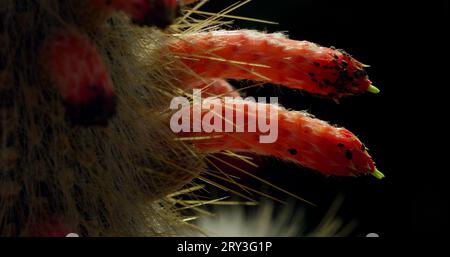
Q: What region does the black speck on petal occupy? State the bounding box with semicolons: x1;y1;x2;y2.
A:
345;150;353;160
288;149;298;155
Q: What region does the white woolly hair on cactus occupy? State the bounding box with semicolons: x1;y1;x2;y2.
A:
191;197;356;237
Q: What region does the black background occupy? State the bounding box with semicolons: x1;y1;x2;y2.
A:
198;0;450;237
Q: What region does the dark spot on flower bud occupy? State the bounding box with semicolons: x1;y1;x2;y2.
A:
288;149;298;155
345;150;353;160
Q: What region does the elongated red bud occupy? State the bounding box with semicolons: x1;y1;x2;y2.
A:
175;98;378;177
170;30;375;98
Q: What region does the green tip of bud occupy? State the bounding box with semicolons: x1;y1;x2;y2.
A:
372;168;385;179
367;85;380;94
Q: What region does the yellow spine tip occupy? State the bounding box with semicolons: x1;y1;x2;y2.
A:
367;84;380;94
372;168;385;179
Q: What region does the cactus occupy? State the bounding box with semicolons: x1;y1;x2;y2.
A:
0;0;381;236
